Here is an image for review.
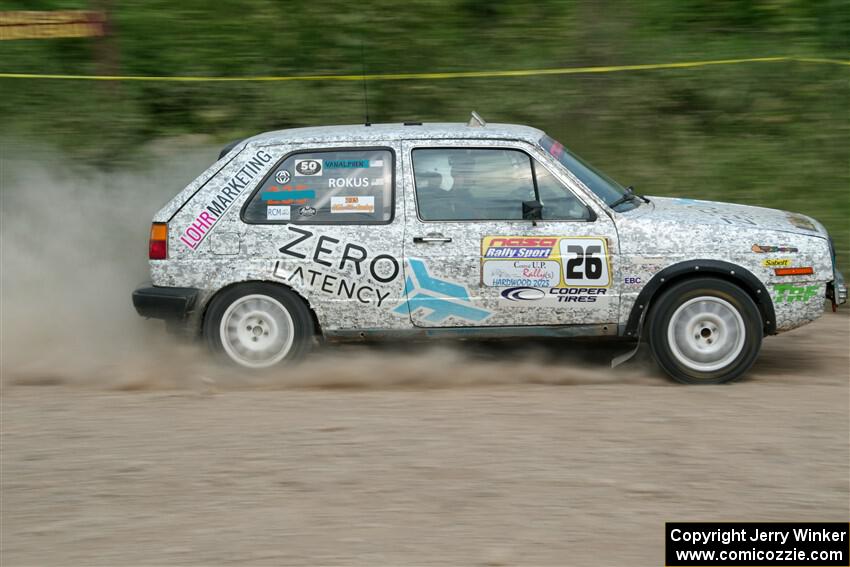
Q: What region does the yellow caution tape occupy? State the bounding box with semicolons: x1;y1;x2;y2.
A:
0;56;846;82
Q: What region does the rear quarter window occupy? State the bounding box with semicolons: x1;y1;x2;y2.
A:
242;148;394;224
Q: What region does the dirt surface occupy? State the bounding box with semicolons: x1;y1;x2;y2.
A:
2;312;848;566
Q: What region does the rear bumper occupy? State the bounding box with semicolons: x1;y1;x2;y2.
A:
132;283;200;320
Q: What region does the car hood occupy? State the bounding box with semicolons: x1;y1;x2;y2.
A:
637;196;828;238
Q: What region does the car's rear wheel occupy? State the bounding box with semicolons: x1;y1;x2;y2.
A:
203;283;314;369
648;278;762;384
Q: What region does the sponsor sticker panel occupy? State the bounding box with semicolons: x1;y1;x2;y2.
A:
481;236;612;289
250;150;391;223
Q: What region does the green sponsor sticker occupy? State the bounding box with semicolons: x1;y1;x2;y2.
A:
773;284;819;304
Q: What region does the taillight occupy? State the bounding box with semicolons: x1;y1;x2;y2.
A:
149;223;168;260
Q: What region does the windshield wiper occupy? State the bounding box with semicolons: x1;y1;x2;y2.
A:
609;186;651;210
634;186;651;203
608;186;641;209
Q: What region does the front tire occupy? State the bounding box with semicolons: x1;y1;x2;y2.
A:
648;278;762;384
203;283;314;369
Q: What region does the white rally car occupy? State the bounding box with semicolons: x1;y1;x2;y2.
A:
132;114;846;384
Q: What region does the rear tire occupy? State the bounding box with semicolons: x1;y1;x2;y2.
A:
648;278;762;384
203;283;314;369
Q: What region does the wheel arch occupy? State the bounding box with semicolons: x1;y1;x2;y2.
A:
623;259;776;338
197;279;323;339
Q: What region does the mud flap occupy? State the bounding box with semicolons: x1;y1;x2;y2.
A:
611;306;648;369
611;341;641;369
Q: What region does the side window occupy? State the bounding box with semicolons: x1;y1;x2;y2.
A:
535;165;592;221
242;148;393;223
412;148;535;221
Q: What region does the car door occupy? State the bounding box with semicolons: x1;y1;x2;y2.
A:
398;139;619;328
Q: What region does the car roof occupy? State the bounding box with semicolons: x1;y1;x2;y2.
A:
243;122;546;147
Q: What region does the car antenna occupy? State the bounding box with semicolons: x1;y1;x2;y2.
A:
360;39;371;127
467;111;486;127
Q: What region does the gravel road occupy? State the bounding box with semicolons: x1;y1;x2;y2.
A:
2;312;847;566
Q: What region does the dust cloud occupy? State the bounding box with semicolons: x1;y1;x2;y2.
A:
0;143;652;391
0;143;209;388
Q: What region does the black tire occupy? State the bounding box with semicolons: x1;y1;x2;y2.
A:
203;283;314;369
648;277;762;384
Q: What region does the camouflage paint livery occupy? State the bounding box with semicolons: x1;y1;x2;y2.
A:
148;123;838;340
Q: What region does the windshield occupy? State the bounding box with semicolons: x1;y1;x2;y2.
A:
539;135;638;211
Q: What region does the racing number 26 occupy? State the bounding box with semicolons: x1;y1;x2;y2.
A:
566;245;602;278
560;238;610;287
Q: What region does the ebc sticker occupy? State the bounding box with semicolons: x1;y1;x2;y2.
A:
294;159;322;176
480;236;611;288
179;149;273;250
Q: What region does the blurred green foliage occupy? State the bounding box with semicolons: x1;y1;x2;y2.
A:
0;0;847;264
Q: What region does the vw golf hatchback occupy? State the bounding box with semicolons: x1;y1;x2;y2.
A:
132;114;845;383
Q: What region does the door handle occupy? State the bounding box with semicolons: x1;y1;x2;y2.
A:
413;234;452;244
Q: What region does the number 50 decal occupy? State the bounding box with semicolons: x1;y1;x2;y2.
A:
559;238;611;287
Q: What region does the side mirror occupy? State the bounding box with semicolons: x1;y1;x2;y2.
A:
522;200;543;221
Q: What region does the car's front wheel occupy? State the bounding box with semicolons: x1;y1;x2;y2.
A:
203;283;314;369
648;278;763;384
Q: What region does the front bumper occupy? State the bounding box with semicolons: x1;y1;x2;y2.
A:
132;283;200;320
827;270;847;306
